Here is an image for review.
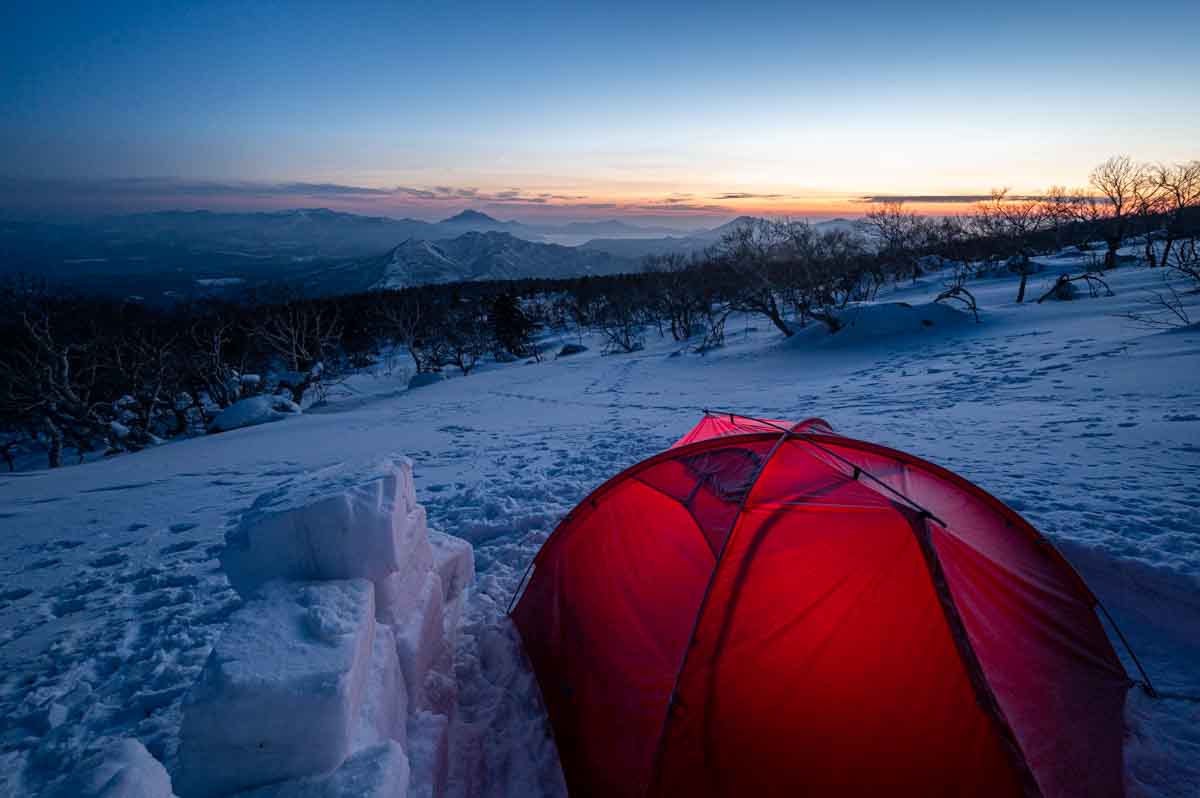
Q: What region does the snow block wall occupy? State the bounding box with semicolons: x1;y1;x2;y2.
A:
176;458;472;798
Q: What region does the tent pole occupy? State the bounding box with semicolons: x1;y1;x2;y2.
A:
644;426;794;795
703;408;1169;701
1094;599;1158;697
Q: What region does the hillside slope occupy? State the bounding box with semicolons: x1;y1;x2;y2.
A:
1;257;1197;797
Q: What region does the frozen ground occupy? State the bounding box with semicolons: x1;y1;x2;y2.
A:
1;254;1198;796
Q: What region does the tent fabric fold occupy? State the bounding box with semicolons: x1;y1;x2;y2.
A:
511;413;1130;798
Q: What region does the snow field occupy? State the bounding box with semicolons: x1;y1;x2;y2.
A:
1;252;1197;797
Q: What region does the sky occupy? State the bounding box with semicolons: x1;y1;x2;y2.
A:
1;0;1198;224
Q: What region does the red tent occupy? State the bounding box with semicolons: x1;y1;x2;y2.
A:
511;412;1131;798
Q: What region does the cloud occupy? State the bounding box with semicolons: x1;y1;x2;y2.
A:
0;176;746;218
629;201;729;212
711;192;790;200
854;194;1044;204
0;177;598;207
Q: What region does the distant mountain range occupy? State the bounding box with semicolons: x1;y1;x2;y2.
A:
81;208;696;257
0;207;868;300
308;231;636;293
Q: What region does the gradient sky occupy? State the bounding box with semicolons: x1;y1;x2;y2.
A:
2;0;1198;223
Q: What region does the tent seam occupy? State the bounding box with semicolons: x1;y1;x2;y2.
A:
909;512;1045;798
643;429;794;797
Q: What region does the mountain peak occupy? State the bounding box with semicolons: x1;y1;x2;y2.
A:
440;209;501;225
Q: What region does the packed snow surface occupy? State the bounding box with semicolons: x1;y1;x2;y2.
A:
1;254;1199;797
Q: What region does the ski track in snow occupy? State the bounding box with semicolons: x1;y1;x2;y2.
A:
1;258;1199;796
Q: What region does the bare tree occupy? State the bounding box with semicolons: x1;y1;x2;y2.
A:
974;189;1048;302
0;312;107;467
645;253;707;341
253;298;343;403
596;289;646;353
1040;185;1095;250
371;292;438;374
187;315;248;418
711;219;794;337
1117;273;1193;329
442;301;491;374
1089;156;1143;268
1035;272;1113;303
1151;161;1200;269
864;202;927;283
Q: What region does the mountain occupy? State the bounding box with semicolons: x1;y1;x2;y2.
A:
309;231;638;293
439;209;503;226
96;208;440;257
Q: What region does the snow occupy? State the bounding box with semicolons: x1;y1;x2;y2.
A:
354;624;407;750
55;739;176;798
792;299;977;346
1;250;1199;797
220;459;424;598
405;713;449;798
207;396;301;434
429;531;474;647
194;278;246;288
408;373;446;390
392;572;455;717
175;580;376;798
234;742;409;798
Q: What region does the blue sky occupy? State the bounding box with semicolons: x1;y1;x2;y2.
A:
2;0;1198;221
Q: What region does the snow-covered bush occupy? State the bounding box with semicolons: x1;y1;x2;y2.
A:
206;395;301;434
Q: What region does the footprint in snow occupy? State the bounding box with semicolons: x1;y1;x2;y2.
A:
169;522;198;534
160;540;199;555
89;552;128;568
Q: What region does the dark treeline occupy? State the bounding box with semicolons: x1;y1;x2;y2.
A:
2;156;1197;469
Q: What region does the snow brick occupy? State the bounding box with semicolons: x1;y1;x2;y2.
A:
406;712;450;798
176;580;376;798
374;531;435;628
233;741;409;798
393;572;454;715
354;623;408;750
220;460;423;598
55;739;175;798
428;530;474;648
